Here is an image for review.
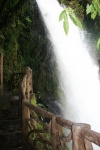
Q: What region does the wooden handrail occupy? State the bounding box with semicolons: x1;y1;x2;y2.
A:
23;99;73;129
23;100;100;148
83;128;100;146
21;67;100;150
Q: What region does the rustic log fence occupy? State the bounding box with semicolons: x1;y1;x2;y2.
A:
21;67;100;150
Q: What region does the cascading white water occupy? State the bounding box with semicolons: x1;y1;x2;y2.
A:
36;0;100;149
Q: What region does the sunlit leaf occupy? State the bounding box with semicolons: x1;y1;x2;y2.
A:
64;13;68;24
31;95;37;106
93;3;98;12
98;9;100;15
60;7;82;36
86;4;92;14
86;0;100;18
75;17;83;29
59;10;66;21
91;5;95;13
91;11;97;19
63;15;69;35
69;13;82;29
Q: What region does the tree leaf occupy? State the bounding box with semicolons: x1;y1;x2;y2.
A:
75;17;83;29
69;13;82;29
59;10;66;21
91;11;97;19
64;13;68;24
31;95;37;106
59;7;82;36
86;4;92;15
63;15;69;35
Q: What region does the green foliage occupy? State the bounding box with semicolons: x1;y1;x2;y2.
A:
59;10;69;35
59;7;82;35
86;0;100;18
0;0;61;99
0;0;34;90
59;0;84;20
86;0;100;50
30;95;52;150
63;14;69;35
29;121;51;149
31;95;37;106
10;0;19;9
3;23;24;90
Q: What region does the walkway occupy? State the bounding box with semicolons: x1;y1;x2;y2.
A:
0;93;32;150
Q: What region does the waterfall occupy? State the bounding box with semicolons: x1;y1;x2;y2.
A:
36;0;100;149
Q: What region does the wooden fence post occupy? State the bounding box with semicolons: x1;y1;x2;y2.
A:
20;67;100;149
51;116;57;150
72;123;93;150
21;67;33;136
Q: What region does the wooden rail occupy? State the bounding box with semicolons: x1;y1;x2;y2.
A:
21;67;100;150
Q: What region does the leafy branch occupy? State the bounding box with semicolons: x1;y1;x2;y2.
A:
86;0;100;19
59;7;82;35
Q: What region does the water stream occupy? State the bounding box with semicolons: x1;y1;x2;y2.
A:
36;0;100;149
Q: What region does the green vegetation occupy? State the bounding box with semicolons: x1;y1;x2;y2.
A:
0;0;100;98
59;7;83;35
59;0;84;20
59;0;100;52
30;96;69;150
86;0;100;19
30;96;52;149
0;0;100;149
0;0;59;99
86;0;100;50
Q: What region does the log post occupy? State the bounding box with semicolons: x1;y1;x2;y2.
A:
51;116;57;150
84;139;93;150
72;123;93;150
21;67;33;136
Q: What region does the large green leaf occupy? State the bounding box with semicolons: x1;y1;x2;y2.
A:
86;0;100;17
68;11;82;29
59;10;66;21
91;11;97;19
86;0;100;53
75;17;83;29
59;7;83;35
86;4;92;15
63;14;69;35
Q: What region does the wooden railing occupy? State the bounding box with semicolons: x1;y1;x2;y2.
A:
21;67;100;150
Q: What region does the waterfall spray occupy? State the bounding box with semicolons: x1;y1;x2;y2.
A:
36;0;100;149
